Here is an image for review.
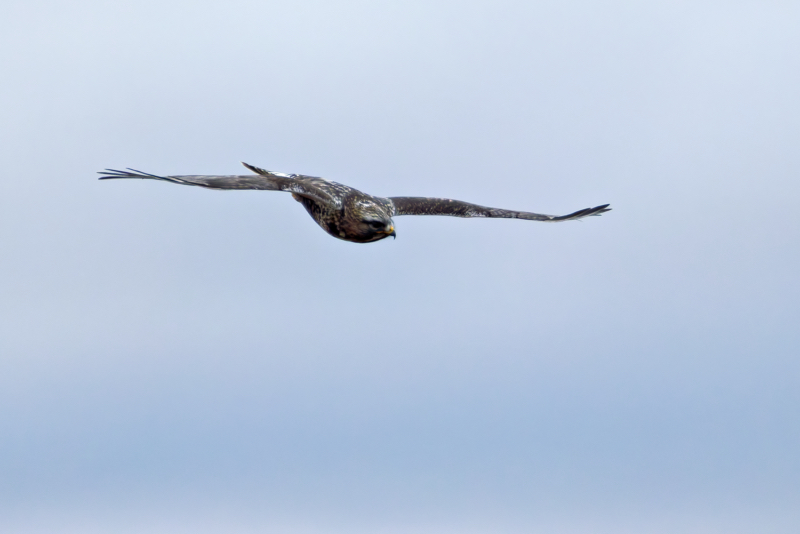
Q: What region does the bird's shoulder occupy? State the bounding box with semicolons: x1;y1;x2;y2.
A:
290;176;357;207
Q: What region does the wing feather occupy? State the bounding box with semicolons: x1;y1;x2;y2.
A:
389;197;611;222
98;163;334;204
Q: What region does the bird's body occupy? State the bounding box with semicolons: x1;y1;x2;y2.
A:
99;162;611;243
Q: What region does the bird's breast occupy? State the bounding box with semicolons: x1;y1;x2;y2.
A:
295;196;345;238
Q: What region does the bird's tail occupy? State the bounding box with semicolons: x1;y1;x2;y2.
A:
241;162;297;178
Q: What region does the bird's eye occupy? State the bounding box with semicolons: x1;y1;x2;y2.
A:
367;220;384;229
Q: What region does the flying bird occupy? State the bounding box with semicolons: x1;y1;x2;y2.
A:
99;163;611;243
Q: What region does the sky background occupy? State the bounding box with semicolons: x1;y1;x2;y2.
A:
1;0;799;532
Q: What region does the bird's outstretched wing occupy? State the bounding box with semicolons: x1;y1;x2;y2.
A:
98;162;334;204
389;197;611;222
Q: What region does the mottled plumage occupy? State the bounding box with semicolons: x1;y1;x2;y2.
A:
99;162;611;243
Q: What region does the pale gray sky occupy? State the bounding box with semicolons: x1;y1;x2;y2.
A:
1;1;799;533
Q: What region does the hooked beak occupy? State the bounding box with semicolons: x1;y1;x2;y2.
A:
381;225;396;239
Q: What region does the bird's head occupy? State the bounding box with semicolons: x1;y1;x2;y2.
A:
343;197;396;243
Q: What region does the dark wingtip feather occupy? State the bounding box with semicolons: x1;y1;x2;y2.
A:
585;204;611;217
97;168;169;181
591;204;612;216
125;168;165;179
97;168;133;180
552;203;612;221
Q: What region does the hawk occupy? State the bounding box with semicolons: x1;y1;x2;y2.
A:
99;163;611;243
